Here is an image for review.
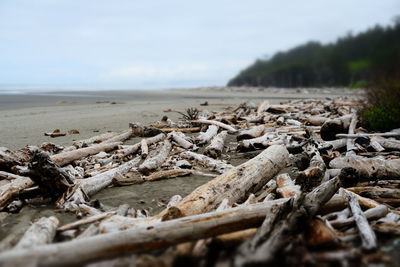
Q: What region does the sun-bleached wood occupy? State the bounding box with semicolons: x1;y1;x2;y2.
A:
204;130;227;158
179;151;233;174
15;216;59;249
195;125;219;145
0;199;289;266
114;133;165;158
138;140;172;175
51;142;121;166
159;145;289;218
237;125;265;141
192;119;237;133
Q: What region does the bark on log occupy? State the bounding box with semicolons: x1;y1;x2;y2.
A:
195;125;219;145
0;199;289;266
51;142;121;167
339;188;377;251
236;126;265;141
204;131;227;158
320;114;352;141
179;151;233;174
15;216;59;249
160;145;289;218
235;176;341;266
192;119;238;134
329;155;400;180
138;140;172;175
28;150;74;200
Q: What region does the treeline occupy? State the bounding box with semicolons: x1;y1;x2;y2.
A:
228;20;400;88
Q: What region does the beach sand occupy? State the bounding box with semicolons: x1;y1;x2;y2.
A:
0;88;358;243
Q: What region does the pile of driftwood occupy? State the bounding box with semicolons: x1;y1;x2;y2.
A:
0;97;399;266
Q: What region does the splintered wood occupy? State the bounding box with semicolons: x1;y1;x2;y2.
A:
0;96;399;266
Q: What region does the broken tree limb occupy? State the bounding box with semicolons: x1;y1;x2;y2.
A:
192;119;238;134
140;139;148;159
336;132;400;138
0;175;34;210
329;155;400;180
114;133;166;159
0;199;289;266
329;205;388;228
51;142;121;167
0;147;23;172
195;125;219;145
236;125;265;141
28;150;74;200
276;173;301;198
15;216;59;249
235;176;341;266
159;145;289;218
320;114;352;141
168;132;193;150
179;151;233;174
102;130;133;144
137;140;172;175
61;157;141;210
73;132;119;148
204;131;227;158
339;188;377;251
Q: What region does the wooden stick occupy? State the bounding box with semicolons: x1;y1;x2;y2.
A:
73;132;118;148
339;188;377;251
192;119;238;134
114;133;166;158
179;151;233;174
140;139;148;159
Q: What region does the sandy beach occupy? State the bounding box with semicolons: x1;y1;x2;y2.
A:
0;88;357;150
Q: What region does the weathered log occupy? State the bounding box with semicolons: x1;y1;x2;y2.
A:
114;133;166;159
0;171;28;181
0;175;34;210
329;205;388;228
236;125;265;141
256;100;270;117
276;173;301;198
329;155;400;180
296;147;326;191
375;138;400;151
28;150;74;200
307;116;329;126
0;147;23;172
15;216;59;249
204;131;227;158
0;199;289;266
140;139;148;159
347;186;400;200
160;145;289;218
138;140;172;175
179;151;233;174
168;132;193;150
306;217;338;247
370;139;385;152
237;132;275;151
336;132;400;138
192;119;238;134
61;157;141;210
160;127;201;133
51;142;121;167
144;169;191;182
73;132;118;148
58;212;116;232
339;188;377;251
102;130;133;144
129;122;163;137
44;129;66;138
235;176;341;266
195;125;219;145
320;114;352;141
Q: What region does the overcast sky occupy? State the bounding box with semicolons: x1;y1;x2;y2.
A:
0;0;399;89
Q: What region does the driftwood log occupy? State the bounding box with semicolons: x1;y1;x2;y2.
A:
15;216;59;249
204;130;227;158
159;145;289;218
138;140;172;175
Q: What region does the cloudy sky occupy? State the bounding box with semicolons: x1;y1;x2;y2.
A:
0;0;399;89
